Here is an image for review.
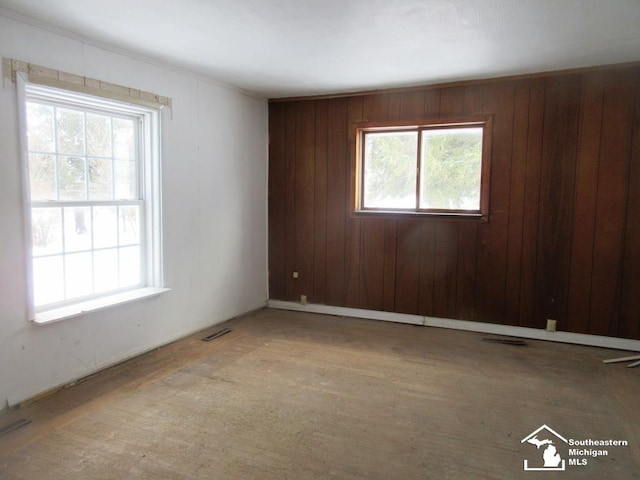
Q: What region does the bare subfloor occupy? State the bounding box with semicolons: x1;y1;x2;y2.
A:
1;309;639;479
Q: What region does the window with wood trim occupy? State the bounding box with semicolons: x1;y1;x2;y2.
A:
355;117;491;218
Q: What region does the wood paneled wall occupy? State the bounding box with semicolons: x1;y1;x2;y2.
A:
268;65;640;340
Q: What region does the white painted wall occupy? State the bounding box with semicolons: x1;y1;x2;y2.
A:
0;14;268;407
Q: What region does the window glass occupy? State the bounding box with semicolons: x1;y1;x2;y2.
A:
419;127;483;210
363;131;417;209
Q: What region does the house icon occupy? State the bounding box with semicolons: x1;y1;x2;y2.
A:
521;424;568;471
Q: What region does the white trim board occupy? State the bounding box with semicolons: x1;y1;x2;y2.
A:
267;301;640;353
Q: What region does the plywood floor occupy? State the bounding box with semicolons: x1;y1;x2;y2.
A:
1;309;638;479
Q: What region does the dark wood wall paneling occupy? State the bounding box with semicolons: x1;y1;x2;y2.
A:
268;65;640;340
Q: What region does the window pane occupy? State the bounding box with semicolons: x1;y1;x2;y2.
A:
119;206;140;246
26;103;55;152
363;131;417;209
59;156;87;200
65;252;93;298
113;117;135;159
94;248;119;293
420;128;483;210
33;256;64;306
88;158;113;200
119;246;140;287
93;206;118;248
64;207;92;253
32;207;62;256
86;113;112;157
114;159;137;199
29;154;56;200
56;108;85;155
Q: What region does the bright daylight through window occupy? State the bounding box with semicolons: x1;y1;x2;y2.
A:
21;80;163;318
357;118;491;217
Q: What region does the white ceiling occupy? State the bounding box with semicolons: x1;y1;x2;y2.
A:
1;0;640;98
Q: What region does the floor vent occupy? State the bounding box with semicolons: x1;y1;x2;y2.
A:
0;418;31;436
202;328;232;342
482;337;528;346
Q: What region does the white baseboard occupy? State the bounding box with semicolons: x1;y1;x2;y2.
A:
267;300;640;352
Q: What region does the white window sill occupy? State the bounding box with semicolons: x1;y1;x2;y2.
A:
33;287;171;325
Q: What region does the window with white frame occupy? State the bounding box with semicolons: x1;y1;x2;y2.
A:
20;79;164;319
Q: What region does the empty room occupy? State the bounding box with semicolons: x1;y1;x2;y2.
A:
0;1;639;479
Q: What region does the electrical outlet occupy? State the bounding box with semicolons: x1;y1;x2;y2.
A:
292;271;299;279
300;294;307;305
546;319;557;332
